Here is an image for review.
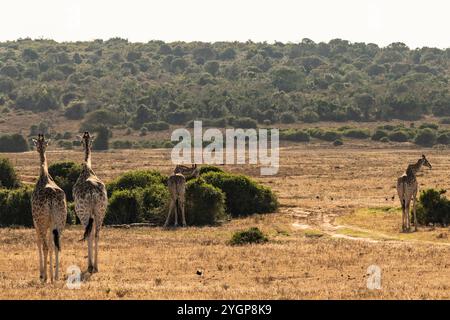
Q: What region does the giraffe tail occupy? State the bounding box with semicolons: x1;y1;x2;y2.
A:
53;229;60;251
81;217;94;241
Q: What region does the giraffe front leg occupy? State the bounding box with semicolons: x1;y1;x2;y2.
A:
405;200;411;232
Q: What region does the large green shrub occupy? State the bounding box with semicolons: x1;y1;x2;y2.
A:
199;165;224;175
371;129;388;141
0;186;33;227
414;128;437;147
388;130;409;142
436;132;450;145
279;129;310;142
343;128;371;139
141;184;170;224
202;172;278;217
107;170;167;196
105;189;142;225
0;158;21;189
229;227;268;245
0;134;29;152
416;189;450;225
185;178;226;226
48;161;82;202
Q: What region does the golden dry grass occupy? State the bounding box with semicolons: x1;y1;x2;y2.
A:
1;146;450;299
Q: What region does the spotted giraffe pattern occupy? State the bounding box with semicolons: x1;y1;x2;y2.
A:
165;164;199;227
397;154;432;232
73;132;107;273
31;134;67;282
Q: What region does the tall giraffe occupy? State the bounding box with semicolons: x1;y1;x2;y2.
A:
31;134;67;282
397;154;432;232
164;164;199;227
73;132;108;273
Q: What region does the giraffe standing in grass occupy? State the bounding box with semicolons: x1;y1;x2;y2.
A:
397;154;432;232
73;132;108;273
31;134;67;282
164;164;199;227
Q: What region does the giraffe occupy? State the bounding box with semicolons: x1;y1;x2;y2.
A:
164;164;199;227
397;154;432;232
73;132;108;273
31;134;67;282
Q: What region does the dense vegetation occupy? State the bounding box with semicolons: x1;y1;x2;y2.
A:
417;188;450;226
0;38;448;136
0;160;278;227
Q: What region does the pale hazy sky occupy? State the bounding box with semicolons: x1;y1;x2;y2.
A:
1;0;449;48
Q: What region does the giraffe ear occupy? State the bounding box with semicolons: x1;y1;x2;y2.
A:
76;135;83;141
422;154;426;159
46;139;51;146
32;139;38;146
90;135;96;141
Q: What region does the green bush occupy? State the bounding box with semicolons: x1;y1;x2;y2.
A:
141;184;170;224
185;178;226;226
232;117;258;129
279;112;297;124
414;128;437;147
199;165;224;175
229;227;268;245
0;158;21;189
416;189;450;225
419;123;439;130
92;126;110;150
144;121;170;131
64;100;86;120
343;128;370;139
105;189;142;225
309;129;341;142
380;137;390;143
48;161;82;202
0;186;33;227
0;134;29;152
107;170;167;196
279;129;310;142
439;117;450;124
333;139;343;146
388;130;409;142
202;172;278;217
437;132;450;145
111;140;134;149
371;129;388;141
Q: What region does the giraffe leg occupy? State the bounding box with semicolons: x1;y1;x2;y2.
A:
36;233;44;282
405;199;411;232
87;221;95;273
164;200;175;227
42;235;49;283
174;198;178;227
48;231;54;283
93;226;100;273
181;199;186;227
413;193;418;232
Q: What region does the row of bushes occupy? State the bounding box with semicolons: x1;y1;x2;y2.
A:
0;160;278;227
279;124;450;147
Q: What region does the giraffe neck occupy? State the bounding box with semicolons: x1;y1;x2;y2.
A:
39;152;49;178
84;147;92;168
406;160;422;177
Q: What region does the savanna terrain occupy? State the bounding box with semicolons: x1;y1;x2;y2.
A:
0;144;449;299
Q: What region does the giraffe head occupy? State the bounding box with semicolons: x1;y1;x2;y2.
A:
77;131;96;151
32;134;50;155
420;154;432;169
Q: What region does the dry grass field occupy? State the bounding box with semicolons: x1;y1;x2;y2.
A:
1;145;450;299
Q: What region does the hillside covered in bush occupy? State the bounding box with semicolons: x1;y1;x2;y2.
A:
0;38;448;134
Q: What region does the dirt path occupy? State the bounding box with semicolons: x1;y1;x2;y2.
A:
286;207;450;247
